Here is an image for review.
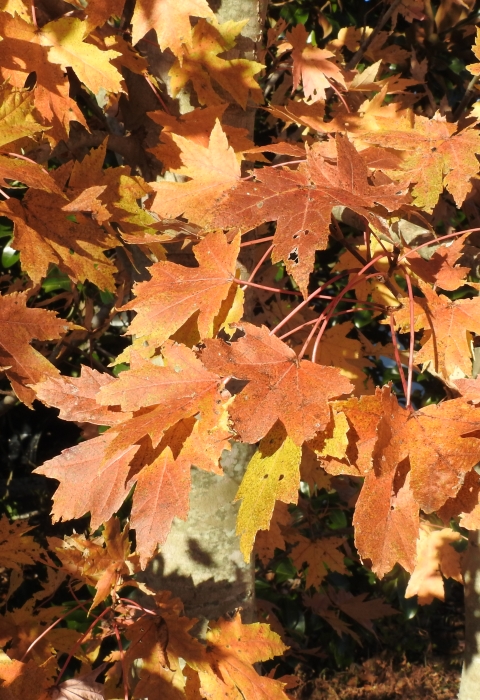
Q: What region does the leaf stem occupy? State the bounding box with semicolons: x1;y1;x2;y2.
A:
242;244;274;288
388;312;408;399
20;603;84;662
112;619;129;700
231;276;302;296
405;273;415;408
55;606;111;686
240;235;275;247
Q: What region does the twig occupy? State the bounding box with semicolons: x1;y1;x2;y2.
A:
388;312;408;399
232;276;302;296
346;0;403;70
112;620;129;700
405;273;415;408
453;73;480;121
240;235;275;247
242;244;274;287
20;604;84;662
55;607;111;686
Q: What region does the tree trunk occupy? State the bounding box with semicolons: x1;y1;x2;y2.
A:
459;530;480;699
141;443;256;625
138;0;267;624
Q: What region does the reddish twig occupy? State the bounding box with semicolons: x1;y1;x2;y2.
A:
6;152;49;175
112;619;129;700
242;244;274;287
240;236;275;247
270;270;357;336
232;276;302;296
405;273;415;408
309;272;382;362
398;228;480;263
388;312;408;399
20;604;84;662
144;75;171;114
56;607;111;685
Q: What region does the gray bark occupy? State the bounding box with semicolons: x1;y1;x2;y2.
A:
459;530;480;699
141;443;256;625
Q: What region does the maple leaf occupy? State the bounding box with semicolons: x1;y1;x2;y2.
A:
34;432;140;529
0;156;61;194
467;27;480;77
289;533;348;589
39;18;123;95
129;443;192;567
303;592;361;643
147;104;254;172
149;121;241;227
328;589;398;635
255;501;291;565
406;232;471;291
50;671;105;700
405;523;463;604
0;516;40;571
0;13;87;141
437;469;480;527
394;283;480;379
235;422;301;561
336;390;387;475
33;367;130;426
199;613;290;700
202;322;353;444
168;19;263;108
0;84;47;147
213;134;405;296
37;345;228;562
131;0;215;55
0;177;119;290
279;23;346;103
81;0;125;31
0;292;73;406
0;657;50;700
48;517;138;609
363;113;480;211
125;592;207;698
352;389;419;578
119;231;241;350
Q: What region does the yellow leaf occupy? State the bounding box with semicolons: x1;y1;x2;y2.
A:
235;422;301;561
316;411;349;460
39;17;123;95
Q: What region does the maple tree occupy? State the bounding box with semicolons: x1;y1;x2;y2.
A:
2;0;480;698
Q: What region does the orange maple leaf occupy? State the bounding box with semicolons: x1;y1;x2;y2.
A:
395;283;480;379
199;613;289;700
0;14;87;141
405;523;463;604
48;517;139;609
363;113;480;211
213;134;405;295
131;0;215;55
168;19;264;108
0;516;40;572
279;23;346;103
33;367;129;426
0;292;73;406
150;120;241;227
120;230;241;349
202;322;353;445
